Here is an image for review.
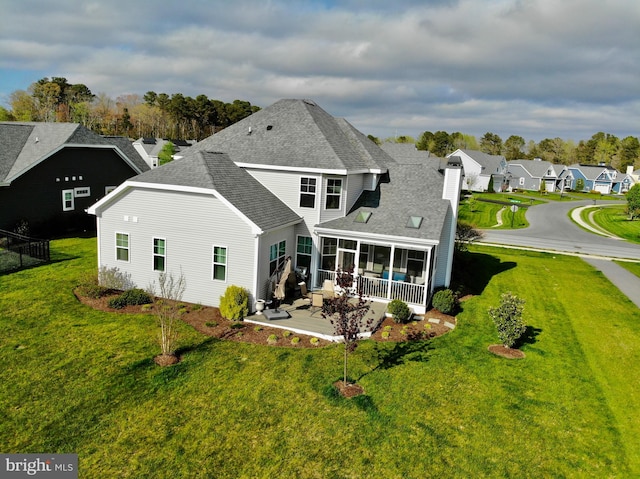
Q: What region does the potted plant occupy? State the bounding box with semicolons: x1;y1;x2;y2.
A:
387;299;411;324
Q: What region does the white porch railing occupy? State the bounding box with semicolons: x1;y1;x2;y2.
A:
316;269;427;307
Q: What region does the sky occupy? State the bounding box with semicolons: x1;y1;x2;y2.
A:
1;0;639;143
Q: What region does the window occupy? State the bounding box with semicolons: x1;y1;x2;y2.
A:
153;238;166;271
269;240;286;275
116;233;129;262
320;237;337;271
62;189;74;211
296;236;312;274
74;187;90;197
212;246;227;281
325;178;342;210
406;216;423;229
407;250;426;277
519;177;525;186
299;177;316;208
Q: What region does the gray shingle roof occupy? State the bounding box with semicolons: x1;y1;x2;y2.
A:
457;149;506;173
0;122;148;183
317;163;448;241
507;159;555;178
132;151;301;232
185;99;392;172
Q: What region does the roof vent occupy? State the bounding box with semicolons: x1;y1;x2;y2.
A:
266;125;273;131
34;137;39;143
248;127;252;135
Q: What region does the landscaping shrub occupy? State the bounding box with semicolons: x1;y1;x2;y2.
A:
387;299;411;323
76;276;111;299
219;285;249;321
488;292;526;348
310;337;319;346
432;289;457;315
291;337;300;345
267;334;278;345
98;265;135;291
107;288;152;309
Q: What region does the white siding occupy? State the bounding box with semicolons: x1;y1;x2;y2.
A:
345;173;364;212
256;227;297;302
96;188;256;307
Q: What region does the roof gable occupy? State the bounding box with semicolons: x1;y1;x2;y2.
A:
0;122;148;183
130;151;301;232
508;159;555;178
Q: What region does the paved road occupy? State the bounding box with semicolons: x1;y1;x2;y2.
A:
479;200;640;260
478;198;640;309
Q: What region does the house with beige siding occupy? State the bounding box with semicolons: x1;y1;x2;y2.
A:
88;99;462;314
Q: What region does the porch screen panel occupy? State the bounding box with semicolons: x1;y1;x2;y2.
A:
320;238;337;271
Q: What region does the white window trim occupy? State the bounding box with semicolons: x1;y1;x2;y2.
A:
153;237;166;272
62;189;74;211
325;178;343;210
116;232;130;262
212;245;228;282
519;177;525;186
74;186;91;198
299;176;317;208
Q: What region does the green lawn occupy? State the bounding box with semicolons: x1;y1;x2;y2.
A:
591;204;640;244
458;196;529;229
1;238;640;477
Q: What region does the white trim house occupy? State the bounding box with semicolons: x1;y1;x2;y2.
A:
89;99;462;314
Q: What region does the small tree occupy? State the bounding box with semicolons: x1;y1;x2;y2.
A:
488;292;526;348
158;141;175;165
467;196;478;212
322;268;375;388
575;178;585;192
626;184;640;220
148;270;187;364
455;221;484;253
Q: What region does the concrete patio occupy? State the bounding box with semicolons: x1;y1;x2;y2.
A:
245;297;388;342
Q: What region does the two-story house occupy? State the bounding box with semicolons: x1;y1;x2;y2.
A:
88;99;462;314
447;149;507;192
507;158;559;192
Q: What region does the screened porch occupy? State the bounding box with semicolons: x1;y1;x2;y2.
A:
315;237;434;311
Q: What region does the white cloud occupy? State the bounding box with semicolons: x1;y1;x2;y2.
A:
1;0;639;141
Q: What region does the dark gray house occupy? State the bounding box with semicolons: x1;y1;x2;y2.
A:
0;122;148;237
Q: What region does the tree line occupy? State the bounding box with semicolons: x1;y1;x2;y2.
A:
1;77;260;140
372;130;639;171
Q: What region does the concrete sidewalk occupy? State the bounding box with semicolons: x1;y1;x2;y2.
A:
583;258;640;309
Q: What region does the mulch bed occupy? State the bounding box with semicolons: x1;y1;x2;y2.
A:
74;290;456;349
488;344;526;359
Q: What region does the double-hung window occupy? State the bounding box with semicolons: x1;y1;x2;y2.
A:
212;246;227;281
325;178;342;210
62;189;74;211
153;238;166;271
296;236;312;274
299;177;316;208
116;233;129;262
269;240;286;275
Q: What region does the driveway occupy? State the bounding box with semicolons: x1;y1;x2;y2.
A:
478;198;640;308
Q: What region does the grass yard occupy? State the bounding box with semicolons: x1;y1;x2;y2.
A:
591;204;640;244
1;238;640;477
458;197;528;229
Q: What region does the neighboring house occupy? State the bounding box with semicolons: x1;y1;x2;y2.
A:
565;164;619;194
0;122;148;237
447;149;507;192
89;99;463;314
612;171;635;194
507;158;559;192
132;138;196;168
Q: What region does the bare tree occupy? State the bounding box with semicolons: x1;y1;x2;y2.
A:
148;270;187;365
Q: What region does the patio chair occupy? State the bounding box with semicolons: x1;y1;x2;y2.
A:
310;291;324;316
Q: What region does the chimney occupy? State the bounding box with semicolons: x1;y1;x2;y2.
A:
435;156;463;288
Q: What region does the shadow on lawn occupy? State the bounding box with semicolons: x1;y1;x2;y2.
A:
515;325;542;348
452;250;517;296
359;341;434;381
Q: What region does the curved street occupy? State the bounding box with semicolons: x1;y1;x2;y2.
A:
479;199;640;261
477;198;640;308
